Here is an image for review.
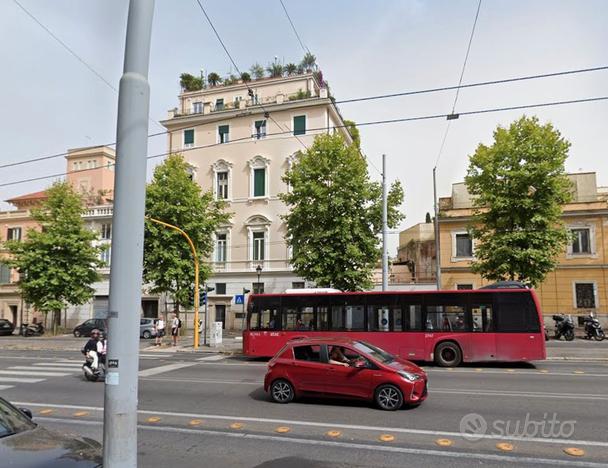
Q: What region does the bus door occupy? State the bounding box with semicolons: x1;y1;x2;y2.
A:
469;303;496;361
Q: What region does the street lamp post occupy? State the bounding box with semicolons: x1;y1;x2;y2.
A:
256;264;263;292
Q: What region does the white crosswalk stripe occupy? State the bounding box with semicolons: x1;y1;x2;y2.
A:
196;354;225;362
1;370;72;377
10;366;80;371
0;376;45;384
0;385;14;390
0;361;84;391
140;354;172;359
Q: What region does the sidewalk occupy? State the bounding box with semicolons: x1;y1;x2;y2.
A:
145;335;243;355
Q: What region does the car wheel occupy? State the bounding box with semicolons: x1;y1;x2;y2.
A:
270;379;294;404
375;384;403;411
434;341;462;367
142;330;152;339
73;330;82;338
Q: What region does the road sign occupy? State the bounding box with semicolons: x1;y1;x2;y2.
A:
234;294;244;305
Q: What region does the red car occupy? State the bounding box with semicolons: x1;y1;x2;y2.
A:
264;337;428;410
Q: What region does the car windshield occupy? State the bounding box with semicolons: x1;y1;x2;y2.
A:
352;341;394;364
0;399;36;439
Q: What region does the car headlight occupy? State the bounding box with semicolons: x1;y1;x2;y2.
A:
398;370;420;382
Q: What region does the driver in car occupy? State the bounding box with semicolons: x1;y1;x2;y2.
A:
329;346;351;367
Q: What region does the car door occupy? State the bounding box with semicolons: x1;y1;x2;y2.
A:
290;344;327;394
325;345;374;398
82;320;96;334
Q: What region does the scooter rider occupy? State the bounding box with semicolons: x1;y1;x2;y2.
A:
82;329;101;371
97;332;107;366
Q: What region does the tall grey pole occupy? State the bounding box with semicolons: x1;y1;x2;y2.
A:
203;284;208;346
382;154;388;291
433;167;442;290
103;1;154;466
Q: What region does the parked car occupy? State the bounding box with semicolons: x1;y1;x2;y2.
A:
140;318;157;339
264;338;428;411
73;319;106;338
0;396;102;467
0;319;15;336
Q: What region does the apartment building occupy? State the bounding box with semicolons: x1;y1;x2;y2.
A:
438;172;608;325
0;146;159;328
161;72;353;329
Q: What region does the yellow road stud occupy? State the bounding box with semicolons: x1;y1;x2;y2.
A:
73;411;89;417
435;438;453;447
496;442;514;451
39;409;53;415
189;419;203;426
379;434;395;442
146;416;161;423
326;430;341;438
563;447;585;457
275;426;290;433
230;422;244;429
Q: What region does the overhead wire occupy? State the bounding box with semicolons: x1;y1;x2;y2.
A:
2;94;606;189
1;63;606;172
434;0;482;169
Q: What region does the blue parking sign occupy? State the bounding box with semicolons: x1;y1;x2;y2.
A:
234;294;244;305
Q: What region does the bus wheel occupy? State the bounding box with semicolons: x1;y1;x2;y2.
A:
435;341;462;367
270;379;294;404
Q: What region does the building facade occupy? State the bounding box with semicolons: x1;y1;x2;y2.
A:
438;172;608;325
161;72;353;329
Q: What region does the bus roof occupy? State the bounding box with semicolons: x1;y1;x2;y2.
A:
250;288;533;298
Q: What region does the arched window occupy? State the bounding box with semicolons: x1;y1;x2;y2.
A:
211;159;233;200
245;215;271;269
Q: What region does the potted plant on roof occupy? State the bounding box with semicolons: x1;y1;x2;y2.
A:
266;62;284;78
207;72;221;87
240;71;251;83
300;52;316;72
284;63;297;76
250;63;265;80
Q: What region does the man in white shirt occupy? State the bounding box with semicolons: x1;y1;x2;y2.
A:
171;313;180;346
155;318;165;346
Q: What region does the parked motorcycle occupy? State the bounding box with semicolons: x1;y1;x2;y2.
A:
553;314;575;341
19;322;45;337
583;313;605;341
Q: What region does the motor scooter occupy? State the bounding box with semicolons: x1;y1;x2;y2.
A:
553;314;575;341
583;313;605;341
20;322;45;337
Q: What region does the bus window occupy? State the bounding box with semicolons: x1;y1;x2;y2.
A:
248;310;259;330
425;305;466;332
283;306;314;330
495;293;539;332
403;304;423;331
317;306;329;330
471;305;493;332
367;306;402;331
331;304;365;331
260;308;279;330
300;307;314;330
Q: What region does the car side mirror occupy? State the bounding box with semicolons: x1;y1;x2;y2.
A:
19;408;33;419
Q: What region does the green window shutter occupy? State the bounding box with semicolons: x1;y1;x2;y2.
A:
184;129;194;145
293;115;306;135
253;168;266;197
218;125;229;135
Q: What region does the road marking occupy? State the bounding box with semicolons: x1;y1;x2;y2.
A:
379;434;395;442
435;438;453;447
146;417;161;423
434;388;608;401
426;368;608;378
138;362;196;377
139;354;172;358
9;366;80;372
39;409;54;415
196;355;225;361
0;370;71;377
20;402;608;449
230;422;244;429
0;377;45;383
140;377;258;385
32;362;83;367
564;447;585;457
497;442;514;451
73;411;89;417
326;430;341;438
275;426;290;433
189;419;203;426
35;417;608;468
0;385;14;390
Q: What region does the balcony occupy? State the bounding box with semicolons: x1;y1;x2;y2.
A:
83;206;113;218
169;88;327;119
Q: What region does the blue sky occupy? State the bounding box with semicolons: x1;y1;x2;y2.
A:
1;0;607;255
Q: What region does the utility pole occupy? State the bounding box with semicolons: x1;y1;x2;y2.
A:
382;154;388;291
433;167;442;290
103;1;154;466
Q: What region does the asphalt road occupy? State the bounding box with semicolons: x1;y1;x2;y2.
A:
0;348;607;467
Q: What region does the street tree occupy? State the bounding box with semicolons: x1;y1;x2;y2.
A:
143;154;231;313
465;116;572;287
280;133;404;291
5;182;105;329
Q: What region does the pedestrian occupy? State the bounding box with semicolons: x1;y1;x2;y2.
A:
171;313;180;346
155;317;165;346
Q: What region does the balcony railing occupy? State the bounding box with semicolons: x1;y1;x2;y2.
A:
83;206;113;218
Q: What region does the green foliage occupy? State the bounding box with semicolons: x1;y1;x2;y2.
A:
250;63;265;80
288;88;312;101
301;52;316;70
343;120;360;150
465;116;572;287
240;72;251;82
425;212;432;224
280;134;404;291
143;154;231;309
267;62;284;78
180;73;203;92
224;74;239;86
284;63;298;76
5;182;104;323
207;72;221;87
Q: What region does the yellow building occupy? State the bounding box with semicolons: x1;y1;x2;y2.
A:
438;172;608;324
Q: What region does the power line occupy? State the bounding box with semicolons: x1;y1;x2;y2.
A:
3;63;606;172
2;94;606;189
11;0;164;132
334;65;608;105
193;0;309;152
434;0;482;168
279;0;310;55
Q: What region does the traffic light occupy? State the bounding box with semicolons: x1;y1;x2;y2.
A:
201;285;215;306
243;288;251;295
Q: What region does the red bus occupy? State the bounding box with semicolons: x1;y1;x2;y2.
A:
243;289;546;366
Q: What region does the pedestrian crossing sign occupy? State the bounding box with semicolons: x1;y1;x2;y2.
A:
234;294;244;305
